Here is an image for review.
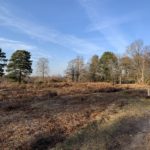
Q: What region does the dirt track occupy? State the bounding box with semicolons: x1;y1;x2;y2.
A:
124;116;150;150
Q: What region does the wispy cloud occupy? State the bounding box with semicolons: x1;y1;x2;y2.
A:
78;0;138;52
0;37;53;61
0;37;35;51
0;3;101;55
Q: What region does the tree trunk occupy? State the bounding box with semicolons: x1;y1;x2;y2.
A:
141;59;145;84
119;76;122;84
19;70;22;83
147;88;150;97
42;71;44;81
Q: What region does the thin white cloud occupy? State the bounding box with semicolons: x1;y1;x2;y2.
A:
78;0;138;52
0;37;35;51
0;37;53;61
0;4;101;55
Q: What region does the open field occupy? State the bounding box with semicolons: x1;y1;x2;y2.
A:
0;82;150;150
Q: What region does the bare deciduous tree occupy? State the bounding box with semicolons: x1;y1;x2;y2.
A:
127;40;150;84
127;40;143;83
89;55;99;82
118;56;133;84
65;56;84;82
36;57;49;80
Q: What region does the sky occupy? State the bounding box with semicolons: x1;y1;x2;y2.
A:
0;0;150;75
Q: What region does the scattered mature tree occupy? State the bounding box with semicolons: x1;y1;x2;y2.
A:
142;46;150;82
7;50;32;83
80;63;90;82
65;59;76;82
0;48;7;77
127;40;144;83
98;51;118;83
118;56;133;84
127;40;150;83
66;56;84;82
36;57;49;80
74;56;84;82
89;55;99;82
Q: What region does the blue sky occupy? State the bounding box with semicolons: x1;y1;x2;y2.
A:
0;0;150;75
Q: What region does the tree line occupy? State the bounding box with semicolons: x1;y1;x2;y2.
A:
65;40;150;84
1;39;150;84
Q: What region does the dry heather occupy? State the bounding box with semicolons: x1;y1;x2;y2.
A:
0;82;150;150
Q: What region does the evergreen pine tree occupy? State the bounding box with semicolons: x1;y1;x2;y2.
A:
7;50;32;83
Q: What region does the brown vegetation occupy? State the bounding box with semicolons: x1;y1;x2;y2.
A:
0;82;150;149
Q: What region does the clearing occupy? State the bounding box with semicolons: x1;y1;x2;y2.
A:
0;83;150;150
